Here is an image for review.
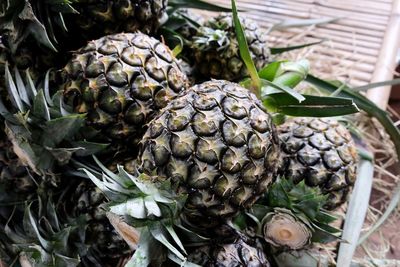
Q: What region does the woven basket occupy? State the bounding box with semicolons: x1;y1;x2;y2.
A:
201;0;400;266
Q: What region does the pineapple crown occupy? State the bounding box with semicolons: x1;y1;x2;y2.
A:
81;157;206;267
0;0;78;53
0;65;108;175
237;178;341;248
3;194;82;267
192;26;230;51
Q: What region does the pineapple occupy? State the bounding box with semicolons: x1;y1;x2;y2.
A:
0;176;131;267
137;80;280;228
61;32;189;149
186;235;270;267
277;117;359;210
262;208;312;250
0;0;168;54
69;0;168;43
0;31;189;176
191;14;270;81
246;178;341;251
56;177;131;266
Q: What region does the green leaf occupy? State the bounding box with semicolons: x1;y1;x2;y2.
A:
70;141;109;156
41;114;86;147
149;224;186;261
20;2;58;52
32;90;51;121
311;222;342;243
165;225;187;254
231;0;261;90
305;74;400;162
46;147;82;165
5;63;25;112
13;67;30;106
270;40;324;55
264;93;359;117
258;61;284;81
126;229;160;267
261;79;305;103
168;0;231;12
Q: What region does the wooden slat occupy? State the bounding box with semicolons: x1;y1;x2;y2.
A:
203;0;398;89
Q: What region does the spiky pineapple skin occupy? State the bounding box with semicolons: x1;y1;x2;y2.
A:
278;117;358;210
69;0;168;44
138;80;280;227
61;32;189;147
187;235;270;267
192;14;270;81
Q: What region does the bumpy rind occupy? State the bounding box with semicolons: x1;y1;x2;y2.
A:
70;0;168;41
193;14;270;81
138;80;280;227
61;32;189;146
278;117;359;210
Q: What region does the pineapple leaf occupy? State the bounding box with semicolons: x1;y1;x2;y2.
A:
306;74;400;162
25;69;38;97
110;198;146;219
46;146;82;166
5;63;25;112
263;93;359;117
44;70;54;107
126;228;163;267
257;61;284;82
41;114;86;147
33;90;51;121
70;141;109;156
261;79;305;103
13;67;30;106
168;253;201;267
165;224;187;254
259;178;341;244
149;224;187;260
144;196;162;217
310;222;342;243
231;0;261;91
270;40;324;55
168;0;231;12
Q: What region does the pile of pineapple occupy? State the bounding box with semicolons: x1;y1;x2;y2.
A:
0;1;362;267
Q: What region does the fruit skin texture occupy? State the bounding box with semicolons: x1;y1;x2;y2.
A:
278;117;358;210
69;0;168;45
192;14;270;81
187;232;270;267
138;80;280;227
61;32;189;147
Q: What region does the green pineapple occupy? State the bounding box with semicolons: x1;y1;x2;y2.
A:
61;32;189;148
137;80;280;228
191;14;270;81
277;117;359;210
